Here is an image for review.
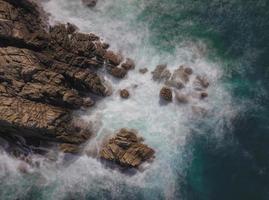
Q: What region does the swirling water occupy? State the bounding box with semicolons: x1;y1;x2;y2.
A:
1;0;269;200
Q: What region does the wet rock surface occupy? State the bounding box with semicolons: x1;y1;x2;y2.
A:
160;87;173;102
120;89;130;99
0;0;134;156
99;128;155;168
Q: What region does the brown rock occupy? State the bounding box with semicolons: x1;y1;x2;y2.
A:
160;87;173;102
109;67;127;78
0;0;109;154
121;58;135;70
99;128;155;168
105;51;123;66
120;89;130;99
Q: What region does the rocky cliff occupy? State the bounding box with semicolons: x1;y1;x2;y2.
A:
0;0;111;154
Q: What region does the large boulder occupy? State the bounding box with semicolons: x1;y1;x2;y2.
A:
99;128;155;168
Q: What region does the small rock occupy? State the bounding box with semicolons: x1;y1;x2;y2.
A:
139;68;148;74
109;67;127;78
82;0;97;7
121;58;135;70
120;89;130;99
160;87;173;102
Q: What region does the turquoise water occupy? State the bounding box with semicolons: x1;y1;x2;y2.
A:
1;0;269;199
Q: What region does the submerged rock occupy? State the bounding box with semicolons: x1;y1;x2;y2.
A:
160;87;173;102
171;65;190;83
120;89;130;99
152;64;171;81
99;128;155;168
82;0;98;7
194;75;210;90
139;68;148;74
175;91;189;103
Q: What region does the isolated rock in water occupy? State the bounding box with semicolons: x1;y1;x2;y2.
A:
99;128;155;168
120;89;130;99
139;68;148;74
160;87;173;102
82;0;97;7
152;64;171;81
121;58;135;70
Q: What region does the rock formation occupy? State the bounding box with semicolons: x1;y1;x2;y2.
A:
0;0;133;156
99;128;155;168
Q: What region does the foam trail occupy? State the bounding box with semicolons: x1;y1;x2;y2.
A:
0;0;236;199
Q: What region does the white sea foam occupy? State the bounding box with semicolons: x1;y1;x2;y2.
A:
0;0;236;199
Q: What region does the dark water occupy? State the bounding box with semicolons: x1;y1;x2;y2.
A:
139;0;269;199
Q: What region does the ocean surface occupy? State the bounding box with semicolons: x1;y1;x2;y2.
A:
1;0;269;199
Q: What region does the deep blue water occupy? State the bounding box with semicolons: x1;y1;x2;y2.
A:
141;0;269;199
